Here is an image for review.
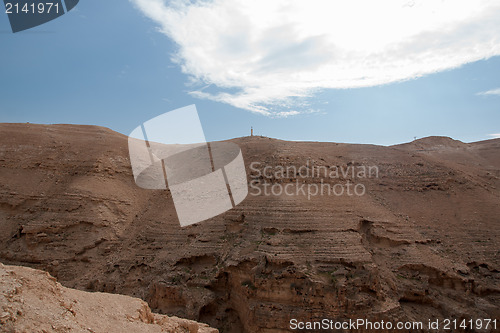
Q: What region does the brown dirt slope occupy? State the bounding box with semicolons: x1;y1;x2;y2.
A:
0;263;218;332
0;123;499;332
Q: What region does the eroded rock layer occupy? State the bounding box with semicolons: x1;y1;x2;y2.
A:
0;123;499;332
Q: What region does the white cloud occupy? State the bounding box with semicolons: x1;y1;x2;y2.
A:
131;0;500;116
477;88;500;96
488;133;500;138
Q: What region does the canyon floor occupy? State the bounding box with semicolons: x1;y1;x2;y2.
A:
0;123;499;332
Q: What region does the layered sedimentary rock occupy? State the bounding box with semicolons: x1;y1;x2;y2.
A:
0;123;499;332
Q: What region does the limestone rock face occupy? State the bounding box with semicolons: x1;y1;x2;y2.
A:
0;123;499;332
0;263;218;333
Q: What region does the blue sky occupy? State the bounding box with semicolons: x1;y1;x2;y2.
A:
1;0;500;145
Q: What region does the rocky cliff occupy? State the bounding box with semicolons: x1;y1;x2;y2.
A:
0;123;499;332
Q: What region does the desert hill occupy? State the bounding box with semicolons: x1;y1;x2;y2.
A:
395;136;468;150
0;123;499;332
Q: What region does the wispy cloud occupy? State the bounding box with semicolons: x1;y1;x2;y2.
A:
477;88;500;96
488;133;500;138
131;0;500;116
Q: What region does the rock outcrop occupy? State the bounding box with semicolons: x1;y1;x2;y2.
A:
0;263;218;332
